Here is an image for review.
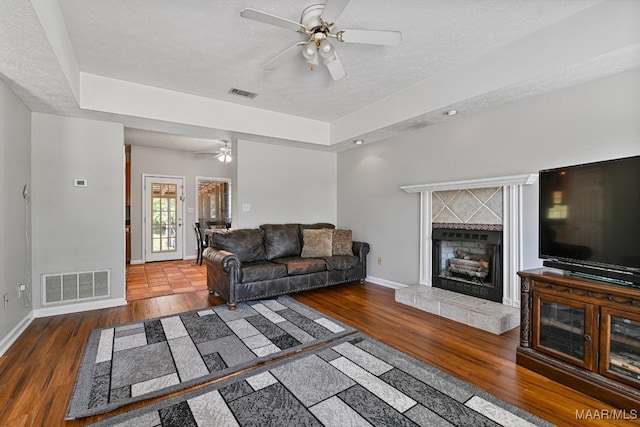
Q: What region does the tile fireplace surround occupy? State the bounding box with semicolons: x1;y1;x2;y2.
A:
397;174;537;334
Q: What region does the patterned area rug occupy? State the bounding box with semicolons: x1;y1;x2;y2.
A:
66;296;355;420
87;333;554;427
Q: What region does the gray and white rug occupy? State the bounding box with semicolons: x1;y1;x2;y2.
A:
87;333;554;427
66;296;355;420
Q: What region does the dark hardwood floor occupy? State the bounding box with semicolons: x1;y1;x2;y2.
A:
0;281;637;426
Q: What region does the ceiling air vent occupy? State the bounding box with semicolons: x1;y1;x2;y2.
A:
229;87;258;99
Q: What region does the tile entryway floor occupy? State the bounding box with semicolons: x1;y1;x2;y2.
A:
126;260;208;301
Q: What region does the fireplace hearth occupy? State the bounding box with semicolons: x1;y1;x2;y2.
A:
432;227;503;302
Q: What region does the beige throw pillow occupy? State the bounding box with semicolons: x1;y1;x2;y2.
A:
301;229;333;258
332;229;353;256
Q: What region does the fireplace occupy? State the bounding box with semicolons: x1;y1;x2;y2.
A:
432;226;503;302
400;173;537;308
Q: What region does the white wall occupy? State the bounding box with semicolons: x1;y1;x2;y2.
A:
0;80;32;351
129;144;236;263
31;113;125;310
337;70;640;286
236;140;337;229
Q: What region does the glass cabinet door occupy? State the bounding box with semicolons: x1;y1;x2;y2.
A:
532;292;597;370
600;307;640;387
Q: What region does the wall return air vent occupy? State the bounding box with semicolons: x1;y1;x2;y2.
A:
42;270;110;305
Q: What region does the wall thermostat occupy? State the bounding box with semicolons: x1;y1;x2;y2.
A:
74;179;88;187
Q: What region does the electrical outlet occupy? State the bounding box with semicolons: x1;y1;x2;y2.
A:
377;256;383;265
3;294;8;309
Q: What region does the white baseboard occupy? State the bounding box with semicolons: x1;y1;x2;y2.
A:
33;297;128;318
0;312;35;358
366;276;408;290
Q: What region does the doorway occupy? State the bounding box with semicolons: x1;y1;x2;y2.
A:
196;176;232;229
143;175;185;262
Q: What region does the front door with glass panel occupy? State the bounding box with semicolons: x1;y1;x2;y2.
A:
144;176;184;262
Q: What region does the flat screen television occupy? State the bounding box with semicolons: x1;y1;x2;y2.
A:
539;155;640;286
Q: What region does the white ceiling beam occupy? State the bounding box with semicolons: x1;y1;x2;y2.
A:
78;72;330;146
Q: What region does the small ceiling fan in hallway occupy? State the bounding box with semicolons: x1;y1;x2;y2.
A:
196;140;233;164
240;0;402;80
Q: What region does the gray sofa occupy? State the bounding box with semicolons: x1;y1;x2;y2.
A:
203;223;370;308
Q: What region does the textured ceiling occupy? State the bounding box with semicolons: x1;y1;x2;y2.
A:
56;0;599;122
1;0;639;152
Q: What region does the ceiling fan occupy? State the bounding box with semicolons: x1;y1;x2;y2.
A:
240;0;401;80
196;140;233;164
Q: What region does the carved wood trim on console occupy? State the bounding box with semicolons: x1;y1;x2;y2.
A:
533;280;640;307
520;276;531;348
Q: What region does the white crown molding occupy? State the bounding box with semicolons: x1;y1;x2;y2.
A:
401;173;538;193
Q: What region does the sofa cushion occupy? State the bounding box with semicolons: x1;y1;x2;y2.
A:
273;257;326;275
298;223;335;248
301;229;333;258
260;224;301;260
241;261;288;283
332;229;353;256
211;229;265;263
322;255;360;271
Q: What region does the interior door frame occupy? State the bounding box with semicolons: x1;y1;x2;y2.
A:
142;174;186;263
195;176;232;226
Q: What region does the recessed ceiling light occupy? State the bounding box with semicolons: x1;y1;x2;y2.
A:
444;109;458;116
354;139;364;145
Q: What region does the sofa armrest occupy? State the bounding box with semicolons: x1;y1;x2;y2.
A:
203;247;241;273
202;247;242;306
352;241;370;261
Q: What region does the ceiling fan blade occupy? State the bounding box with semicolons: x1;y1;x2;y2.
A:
320;0;350;25
337;29;402;46
324;52;346;80
263;42;306;70
240;8;306;33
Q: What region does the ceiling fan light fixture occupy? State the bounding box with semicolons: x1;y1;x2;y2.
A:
319;39;335;59
215;141;233;164
302;43;317;60
218;154;232;164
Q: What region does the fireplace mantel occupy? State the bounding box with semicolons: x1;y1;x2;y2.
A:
400;173;537;308
400;174;538;193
